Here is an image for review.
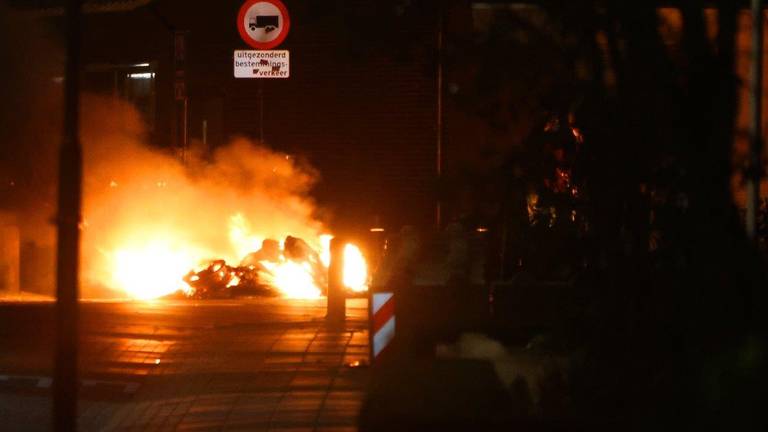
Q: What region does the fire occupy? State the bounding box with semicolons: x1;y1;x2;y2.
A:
343;244;368;292
228;213;264;260
108;214;368;300
260;259;322;299
110;241;198;300
74;100;337;301
319;234;333;267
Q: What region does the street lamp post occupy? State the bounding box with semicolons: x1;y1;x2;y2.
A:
54;0;83;430
435;4;444;228
747;0;764;241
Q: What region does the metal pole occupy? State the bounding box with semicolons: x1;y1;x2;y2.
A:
258;80;265;143
748;0;764;240
202;119;208;147
173;31;188;162
327;238;345;327
435;5;444;228
54;0;82;430
181;97;189;163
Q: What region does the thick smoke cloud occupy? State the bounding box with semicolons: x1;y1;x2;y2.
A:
0;5;325;297
80;95;324;296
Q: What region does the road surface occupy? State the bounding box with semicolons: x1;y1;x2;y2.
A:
0;297;370;431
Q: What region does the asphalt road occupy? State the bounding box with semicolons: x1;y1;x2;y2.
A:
0;297;370;431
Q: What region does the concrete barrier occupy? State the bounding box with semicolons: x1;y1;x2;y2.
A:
0;216;20;294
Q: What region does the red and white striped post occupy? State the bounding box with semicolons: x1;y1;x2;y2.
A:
369;291;395;362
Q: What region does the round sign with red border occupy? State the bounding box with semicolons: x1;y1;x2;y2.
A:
237;0;291;50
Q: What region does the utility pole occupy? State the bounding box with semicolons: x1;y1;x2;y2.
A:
747;0;764;241
54;0;82;430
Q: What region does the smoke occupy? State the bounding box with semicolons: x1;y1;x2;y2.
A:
0;5;326;297
79;95;324;297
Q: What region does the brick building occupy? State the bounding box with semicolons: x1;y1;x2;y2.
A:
55;0;443;231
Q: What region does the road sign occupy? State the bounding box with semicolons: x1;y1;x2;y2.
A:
234;50;290;78
237;0;290;50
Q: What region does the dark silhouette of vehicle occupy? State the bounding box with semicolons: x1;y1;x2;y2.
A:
249;15;279;33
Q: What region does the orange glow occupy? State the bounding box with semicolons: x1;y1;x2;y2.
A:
319;236;369;292
226;274;241;288
110;212;333;300
109;226;370;300
110;240;199;299
319;234;333;267
260;259;322;299
99;171;365;300
76;98;338;300
228;213;263;260
343;244;368;292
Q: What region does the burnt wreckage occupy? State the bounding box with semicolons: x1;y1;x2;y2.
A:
182;236;326;299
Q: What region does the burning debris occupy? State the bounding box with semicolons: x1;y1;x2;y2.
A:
176;235;367;300
66;96;370;300
183;260;235;299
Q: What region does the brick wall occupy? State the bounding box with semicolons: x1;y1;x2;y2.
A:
184;0;441;230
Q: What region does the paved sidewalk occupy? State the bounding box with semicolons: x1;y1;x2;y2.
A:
0;298;370;432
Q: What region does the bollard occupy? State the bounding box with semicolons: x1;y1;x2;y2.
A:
369;291;395;363
327;237;345;326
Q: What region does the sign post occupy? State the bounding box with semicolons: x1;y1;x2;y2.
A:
235;0;291;143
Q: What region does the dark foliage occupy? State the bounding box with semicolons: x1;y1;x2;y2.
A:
441;1;767;429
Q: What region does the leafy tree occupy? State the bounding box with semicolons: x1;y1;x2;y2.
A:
443;1;767;428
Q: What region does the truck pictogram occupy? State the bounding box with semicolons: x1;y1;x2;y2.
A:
249;15;279;33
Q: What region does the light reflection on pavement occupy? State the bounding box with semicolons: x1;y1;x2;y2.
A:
0;297;369;431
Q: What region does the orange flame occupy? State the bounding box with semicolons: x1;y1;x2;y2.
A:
109;213;368;300
343;244;368;292
260;259;322;299
110;240;200;299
